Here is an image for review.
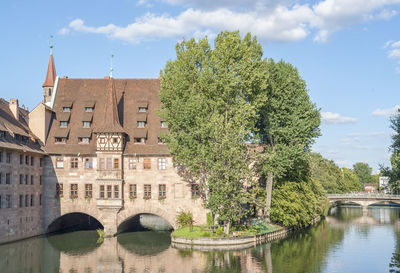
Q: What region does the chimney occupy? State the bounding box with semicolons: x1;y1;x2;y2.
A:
9;99;19;120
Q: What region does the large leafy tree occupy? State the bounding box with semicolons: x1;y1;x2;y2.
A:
159;31;267;233
353;162;372;184
381;109;400;193
256;60;321;220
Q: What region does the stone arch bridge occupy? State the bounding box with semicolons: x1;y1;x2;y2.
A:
327;193;400;211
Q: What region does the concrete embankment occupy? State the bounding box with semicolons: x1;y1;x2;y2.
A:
171;216;321;251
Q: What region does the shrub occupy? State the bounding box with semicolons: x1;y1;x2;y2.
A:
176;210;194;231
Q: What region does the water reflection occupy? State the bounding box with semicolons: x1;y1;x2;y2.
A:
1;206;400;273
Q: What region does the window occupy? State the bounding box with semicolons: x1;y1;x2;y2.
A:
114;158;119;169
0;131;4;138
71;157;78;169
25;155;29;165
20;154;23;164
40;176;43;185
30;195;34;206
159;184;166;199
60;121;68;128
107;158;112;169
129;158;137;170
143;158;151;169
79;137;90;144
55;137;66;143
25;175;28;185
85;107;93;112
25;194;29;207
191;184;200;198
137;121;146;128
113;137;119;143
7;195;12;208
56;183;63;197
129;184;137;199
85;184;92;198
114;185;119;198
31;157;34;166
158;158;166;170
48;88;52;96
63;107;71;112
85;158;93;169
99;137;106;144
56;157;64;168
144;184;151;199
100;185;105;198
40;194;42;206
70;184;78;199
107;185;112;198
31;175;34;185
83;121;91;128
6;173;11;184
134;137;145;143
19;174;23;185
0;151;2;162
7;152;11;163
138;107;147;112
99;158;105;169
40;158;43;167
161;121;168;128
19;195;23;208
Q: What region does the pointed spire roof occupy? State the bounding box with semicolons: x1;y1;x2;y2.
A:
94;77;125;133
42;53;56;87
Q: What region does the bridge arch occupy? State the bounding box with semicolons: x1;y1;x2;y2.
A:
117;213;174;234
47;212;104;234
118;206;177;233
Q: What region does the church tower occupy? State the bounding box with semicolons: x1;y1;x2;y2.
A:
42;44;56;104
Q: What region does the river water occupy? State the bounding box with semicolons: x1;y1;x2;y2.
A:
1;206;400;273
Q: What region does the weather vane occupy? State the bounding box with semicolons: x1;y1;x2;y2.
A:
110;54;114;78
49;35;54;54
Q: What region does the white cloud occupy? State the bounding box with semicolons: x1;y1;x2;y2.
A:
58;27;70;35
372;105;400;117
62;0;400;44
347;131;385;137
321;112;358;124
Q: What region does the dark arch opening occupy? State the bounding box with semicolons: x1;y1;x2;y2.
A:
47;212;103;234
117;213;173;234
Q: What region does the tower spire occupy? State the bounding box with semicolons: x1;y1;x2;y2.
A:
42;36;56;104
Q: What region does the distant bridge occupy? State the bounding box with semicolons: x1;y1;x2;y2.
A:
327;193;400;210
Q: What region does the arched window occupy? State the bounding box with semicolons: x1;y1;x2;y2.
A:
48;88;52;96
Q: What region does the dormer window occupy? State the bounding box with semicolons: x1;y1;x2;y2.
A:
55;137;66;143
63;107;71;112
78;137;90;144
137;121;146;128
0;130;5;138
138;107;147;112
85;107;93;112
60;121;68;128
161;121;168;128
83;121;91;128
134;137;146;144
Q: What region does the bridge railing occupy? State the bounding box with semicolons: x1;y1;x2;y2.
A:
327;193;400;200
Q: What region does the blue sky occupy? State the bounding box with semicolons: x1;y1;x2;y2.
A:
1;0;400;172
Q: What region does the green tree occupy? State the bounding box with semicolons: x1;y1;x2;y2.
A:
381;109;400;193
353;162;372;184
256;60;321;219
342;167;363;192
159;31;266;234
309;153;345;193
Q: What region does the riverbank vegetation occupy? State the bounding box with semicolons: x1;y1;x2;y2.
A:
160;31;326;233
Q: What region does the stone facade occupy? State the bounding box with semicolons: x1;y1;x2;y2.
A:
0;52;208;244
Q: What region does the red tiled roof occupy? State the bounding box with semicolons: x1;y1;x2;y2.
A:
42;54;56;87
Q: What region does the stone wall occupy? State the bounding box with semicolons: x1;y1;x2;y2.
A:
0;148;44;244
